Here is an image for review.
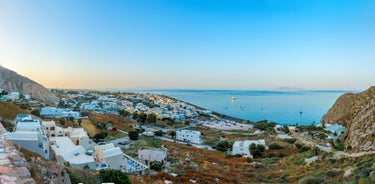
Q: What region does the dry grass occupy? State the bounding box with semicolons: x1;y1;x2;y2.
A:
0;101;29;119
89;113;135;131
80;119;101;136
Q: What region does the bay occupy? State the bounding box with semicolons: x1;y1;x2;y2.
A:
141;90;349;125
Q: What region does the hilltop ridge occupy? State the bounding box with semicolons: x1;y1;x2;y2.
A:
0;65;59;104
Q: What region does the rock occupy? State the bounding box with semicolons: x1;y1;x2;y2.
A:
344;167;353;178
14;167;31;179
21;178;36;184
249;162;264;169
304;156;318;164
0;165;14;174
370;171;375;183
0;175;18;184
321;86;375;152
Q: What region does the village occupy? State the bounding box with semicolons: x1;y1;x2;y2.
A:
0;88;353;183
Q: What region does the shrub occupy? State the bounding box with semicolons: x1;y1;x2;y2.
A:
150;161;163;171
128;131;139;140
154;130;164;136
99;169;130;184
216;140;230;152
93;131;108;142
269;143;284;149
284;138;297;144
299;146;310;153
250;144;265;158
31;109;40;117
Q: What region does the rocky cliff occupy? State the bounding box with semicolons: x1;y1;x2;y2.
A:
321;86;375;152
0;65;59;104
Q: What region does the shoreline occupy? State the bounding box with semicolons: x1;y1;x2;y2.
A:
53;88;343;126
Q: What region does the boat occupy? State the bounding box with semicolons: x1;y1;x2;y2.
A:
231;97;236;101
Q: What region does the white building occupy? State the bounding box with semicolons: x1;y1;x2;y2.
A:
232;139;267;158
325;124;346;140
94;143;127;171
138;147;167;162
50;137;96;169
6;92;20;101
41;107;80;118
42;121;96;150
5;115;50;159
24;94;31;100
176;130;202;144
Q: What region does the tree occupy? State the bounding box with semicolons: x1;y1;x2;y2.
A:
281;125;290;134
119;109;130;117
98;102;104;108
216;140;230;152
318;132;327;140
138;113;147;123
169;131;176;138
150;161;163;171
58;100;65;108
132;112;139;120
154;130;164;136
146;113;157;124
99;169;130;184
31;109;40;117
93;131;108;142
128;131;139;140
59;118;66;126
254;120;276;131
249;143;265;158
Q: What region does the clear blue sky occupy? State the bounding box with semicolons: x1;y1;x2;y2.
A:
1;0;374;90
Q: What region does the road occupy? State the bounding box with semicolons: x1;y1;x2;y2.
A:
334;151;375;159
154;136;215;150
291;133;333;153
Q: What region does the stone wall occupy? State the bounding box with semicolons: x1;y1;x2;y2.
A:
0;123;35;184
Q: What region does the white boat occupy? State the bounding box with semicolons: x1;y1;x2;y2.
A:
231;97;236;101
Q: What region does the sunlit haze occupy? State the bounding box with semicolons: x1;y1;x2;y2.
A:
1;0;375;90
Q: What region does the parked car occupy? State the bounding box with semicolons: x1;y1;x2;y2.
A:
118;141;126;145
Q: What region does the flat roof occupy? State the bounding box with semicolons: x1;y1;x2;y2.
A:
5;132;40;141
51;137;94;164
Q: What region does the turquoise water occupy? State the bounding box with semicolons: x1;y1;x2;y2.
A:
141;90;348;126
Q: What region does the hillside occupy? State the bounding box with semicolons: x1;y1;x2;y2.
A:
0;65;59;103
0;101;29;120
321;86;375;152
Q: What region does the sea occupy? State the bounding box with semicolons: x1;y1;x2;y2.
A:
115;89;351;126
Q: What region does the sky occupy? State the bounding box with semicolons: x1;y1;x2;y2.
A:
0;0;375;90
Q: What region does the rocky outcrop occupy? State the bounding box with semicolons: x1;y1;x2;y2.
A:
0;123;35;184
321;86;375;152
0;65;59;104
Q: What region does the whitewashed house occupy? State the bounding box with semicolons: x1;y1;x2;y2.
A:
50;137;96;169
94;143;127;170
42;121;95;150
5;115;50;159
232;140;267;158
24;94;31;100
41;107;80;118
325;124;346;140
6;92;20;101
176;130;202;144
138;147;167;162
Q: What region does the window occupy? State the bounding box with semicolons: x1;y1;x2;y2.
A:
50;127;55;130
